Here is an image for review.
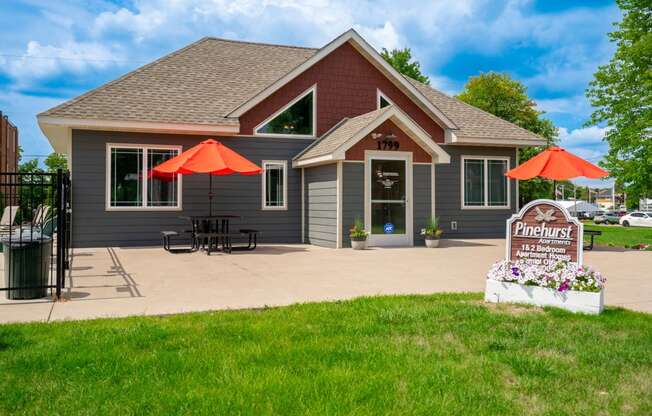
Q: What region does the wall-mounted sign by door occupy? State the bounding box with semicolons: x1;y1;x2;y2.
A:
506;199;583;265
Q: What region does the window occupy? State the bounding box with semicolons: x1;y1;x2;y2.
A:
461;156;510;209
255;86;315;136
377;89;393;109
262;160;287;210
107;144;181;210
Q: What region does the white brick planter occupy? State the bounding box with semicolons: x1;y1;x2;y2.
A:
484;279;604;314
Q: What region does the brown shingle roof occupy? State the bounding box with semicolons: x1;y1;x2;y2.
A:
40;35;544;144
406;78;544;142
40;37;317;125
296;107;392;161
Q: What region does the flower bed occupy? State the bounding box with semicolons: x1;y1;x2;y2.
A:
487;260;606;292
485;261;606;314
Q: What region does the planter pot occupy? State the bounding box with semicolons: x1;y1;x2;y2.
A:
351;238;367;250
425;238;440;248
484;279;604;314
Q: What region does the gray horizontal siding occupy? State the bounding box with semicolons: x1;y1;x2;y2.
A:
304;164;337;248
71;130;312;247
435;145;517;238
341;162;364;248
413;164;432;245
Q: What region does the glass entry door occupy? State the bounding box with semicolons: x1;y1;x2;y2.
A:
367;156;412;246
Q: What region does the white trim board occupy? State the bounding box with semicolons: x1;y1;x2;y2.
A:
228;29;457;131
105;143;183;212
364;150;414;247
254;85;317;139
39;116;238;153
261;160;288;211
294;106;450;168
460;155;511;210
377;89;394;109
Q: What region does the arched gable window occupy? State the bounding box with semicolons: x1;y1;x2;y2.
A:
255;86;316;137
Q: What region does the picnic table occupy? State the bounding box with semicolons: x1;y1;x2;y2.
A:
583;229;602;251
171;215;258;255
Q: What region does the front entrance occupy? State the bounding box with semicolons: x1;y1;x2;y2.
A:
365;152;413;246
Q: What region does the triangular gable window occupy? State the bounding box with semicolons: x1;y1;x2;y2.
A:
377;89;394;109
256;87;315;136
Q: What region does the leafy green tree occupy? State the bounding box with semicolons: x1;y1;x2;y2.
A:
44;153;67;173
457;72;558;205
380;48;430;84
16;153;66;221
586;0;652;206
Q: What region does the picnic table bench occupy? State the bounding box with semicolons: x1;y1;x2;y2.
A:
583;229;601;251
162;228;259;255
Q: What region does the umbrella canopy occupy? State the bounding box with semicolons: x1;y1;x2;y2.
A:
153;139;262;175
506;147;608;180
153;139;262;215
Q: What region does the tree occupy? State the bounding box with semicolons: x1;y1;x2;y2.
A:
457;72;559;205
44;153;67;173
380;48;430;84
586;0;652;206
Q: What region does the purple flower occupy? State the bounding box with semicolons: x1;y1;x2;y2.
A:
558;281;569;292
511;267;520;277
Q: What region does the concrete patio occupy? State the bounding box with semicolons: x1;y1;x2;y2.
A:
1;239;650;323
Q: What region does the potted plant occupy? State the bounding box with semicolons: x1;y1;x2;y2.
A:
421;217;443;248
349;217;368;250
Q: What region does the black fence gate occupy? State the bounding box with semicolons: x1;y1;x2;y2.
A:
0;169;71;300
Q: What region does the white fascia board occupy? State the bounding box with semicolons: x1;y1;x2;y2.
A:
37;115;239;135
227;29;458;131
292;154;334;168
332;106;450;164
446;133;547;147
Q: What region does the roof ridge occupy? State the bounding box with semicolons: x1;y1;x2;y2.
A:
39;37;213;117
203;36;319;51
407;77;545;140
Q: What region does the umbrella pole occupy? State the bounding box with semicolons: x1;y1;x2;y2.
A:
552;179;556;200
209;174;213;216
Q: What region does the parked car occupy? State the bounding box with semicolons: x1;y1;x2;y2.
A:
619;212;652;227
594;212;620;225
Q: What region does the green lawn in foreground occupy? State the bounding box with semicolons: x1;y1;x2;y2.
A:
584;223;652;248
1;294;651;415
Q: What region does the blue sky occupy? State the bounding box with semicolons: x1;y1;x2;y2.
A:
0;0;619;186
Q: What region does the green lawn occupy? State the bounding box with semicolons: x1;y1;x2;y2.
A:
1;294;651;415
584;223;652;248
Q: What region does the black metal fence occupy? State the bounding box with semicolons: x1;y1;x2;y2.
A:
0;169;71;300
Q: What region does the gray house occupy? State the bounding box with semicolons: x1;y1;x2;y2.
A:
38;29;545;248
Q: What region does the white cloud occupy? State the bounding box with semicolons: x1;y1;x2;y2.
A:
355;21;400;51
536;95;592;115
558;126;608;148
3;40;123;85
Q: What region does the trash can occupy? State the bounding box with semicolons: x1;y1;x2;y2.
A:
2;231;53;300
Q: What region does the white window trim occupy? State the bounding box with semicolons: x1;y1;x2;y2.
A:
254;85;317;139
105;143;183;212
261;160;288;211
460;155;511;210
376;89;394;109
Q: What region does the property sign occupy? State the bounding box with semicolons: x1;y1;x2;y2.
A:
506;199;583;265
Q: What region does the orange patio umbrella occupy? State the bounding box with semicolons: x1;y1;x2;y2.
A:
506;146;608;200
153;139;262;215
506;147;608;180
